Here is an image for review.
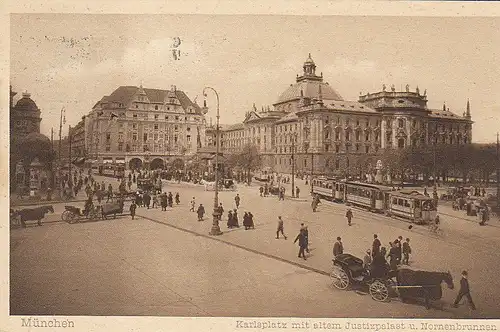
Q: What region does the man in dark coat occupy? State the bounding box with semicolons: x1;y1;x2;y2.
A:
276;216;287;239
129;201;137;220
168;192;173;207
402;238;411;265
333;237;343;257
372;234;381;258
346;208;353;226
218;203;224;221
234;194;241;208
453;271;476;310
160;192;168;211
294;229;308;260
143;191;151;209
197;204;205;221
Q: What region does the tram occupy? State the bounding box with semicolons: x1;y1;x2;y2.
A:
386;190;436;224
311;177;437;224
344;181;393;212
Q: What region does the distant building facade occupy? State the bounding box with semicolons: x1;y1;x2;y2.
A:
69;117;86;161
82;85;208;170
219;54;473;176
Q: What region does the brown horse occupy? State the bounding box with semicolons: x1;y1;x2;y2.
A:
396;268;454;309
13;205;54;227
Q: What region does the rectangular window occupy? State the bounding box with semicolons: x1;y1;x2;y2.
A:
105;145;110;152
187;135;191;142
118;142;123;151
132;133;137;141
335;145;340;153
365;146;369;153
154;124;159;130
144;133;148;141
106;133;111;140
133;113;137;118
154;114;159;120
174;135;178;143
132;124;137;129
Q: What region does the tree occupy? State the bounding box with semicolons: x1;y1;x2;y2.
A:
234;144;261;184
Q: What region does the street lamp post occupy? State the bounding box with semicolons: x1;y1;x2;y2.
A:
203;87;223;236
289;133;297;197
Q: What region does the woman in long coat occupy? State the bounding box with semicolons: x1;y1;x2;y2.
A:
232;209;239;227
227;211;234;228
197;204;205;221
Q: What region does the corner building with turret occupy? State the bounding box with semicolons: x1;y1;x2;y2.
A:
220;54;473;176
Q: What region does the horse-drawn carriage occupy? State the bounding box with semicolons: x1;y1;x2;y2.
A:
137;178;154;192
10;205;54;228
330;253;454;308
62;204;101;223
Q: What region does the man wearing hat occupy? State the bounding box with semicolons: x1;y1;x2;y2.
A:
453;270;476;310
333;237;343;257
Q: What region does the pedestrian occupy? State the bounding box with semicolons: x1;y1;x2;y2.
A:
295;186;300;198
397;235;403;264
294;229;308;260
372;234;381;258
259;186;264;197
402;238;411;265
106;184;113;202
276;216;287;239
218;203;224;221
387;242;398;271
160;192;168;211
168;192;173;207
248;212;254;229
300;223;310;253
453;271;476;310
233;209;240;227
243;212;250;230
363;250;372;269
227;210;234;228
333;237;343;257
190;197;196;212
346;208;353;226
129;201;137;220
175;192;180;205
312;195;320;212
197;204;205;221
152;193;158;208
235;194;241;209
143;191;151;209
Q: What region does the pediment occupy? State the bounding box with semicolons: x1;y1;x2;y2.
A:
244;111;262;123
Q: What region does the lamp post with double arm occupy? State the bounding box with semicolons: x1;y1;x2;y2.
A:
202;87;223;236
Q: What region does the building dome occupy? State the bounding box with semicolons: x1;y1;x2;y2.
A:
14;92;39;112
275;54;344;105
276;81;344;104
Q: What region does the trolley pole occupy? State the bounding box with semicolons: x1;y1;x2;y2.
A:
68;125;72;188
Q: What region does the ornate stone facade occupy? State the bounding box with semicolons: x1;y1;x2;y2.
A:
219;55;474;176
83;85;208;170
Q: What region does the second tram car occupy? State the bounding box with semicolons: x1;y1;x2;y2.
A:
344;181;393;212
387;190;437;224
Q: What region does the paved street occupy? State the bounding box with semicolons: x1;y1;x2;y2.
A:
10;175;500;318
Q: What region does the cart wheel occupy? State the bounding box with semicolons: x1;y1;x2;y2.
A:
330;266;350;290
67;212;78;224
369;280;389;302
61;210;70;221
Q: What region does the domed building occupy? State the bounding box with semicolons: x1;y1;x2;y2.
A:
9;86;54;195
220;54;474;179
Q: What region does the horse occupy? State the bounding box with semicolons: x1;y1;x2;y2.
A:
396;268;454;309
100;199;124;220
200;179;216;191
13;205;54;227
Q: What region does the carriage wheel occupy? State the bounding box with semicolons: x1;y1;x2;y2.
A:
330;266;350;290
61;210;70;221
67;212;78;224
369;280;389;302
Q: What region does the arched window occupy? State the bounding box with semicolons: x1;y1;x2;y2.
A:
398;118;405;128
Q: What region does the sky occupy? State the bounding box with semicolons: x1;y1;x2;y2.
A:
10;14;500;143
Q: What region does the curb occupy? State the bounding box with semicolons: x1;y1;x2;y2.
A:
138;214;331;277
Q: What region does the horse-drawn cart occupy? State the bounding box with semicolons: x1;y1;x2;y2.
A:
62;205;100;223
330;253;455;308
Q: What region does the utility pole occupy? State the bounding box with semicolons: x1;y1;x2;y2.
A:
68;125;72;188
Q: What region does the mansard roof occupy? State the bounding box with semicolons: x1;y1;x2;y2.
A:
95;86;202;114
